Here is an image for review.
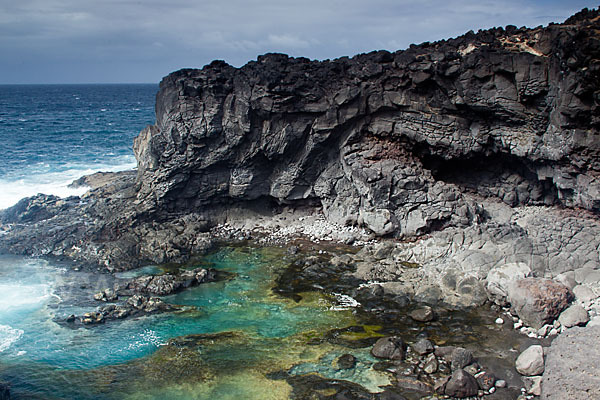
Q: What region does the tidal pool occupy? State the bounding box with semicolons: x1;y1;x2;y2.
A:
0;246;530;399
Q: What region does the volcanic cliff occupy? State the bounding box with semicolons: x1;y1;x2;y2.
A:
132;8;600;238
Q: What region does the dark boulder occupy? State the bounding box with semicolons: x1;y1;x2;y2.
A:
371;337;406;360
445;369;479;398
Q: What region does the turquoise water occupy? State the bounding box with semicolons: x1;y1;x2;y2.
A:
0;247;373;399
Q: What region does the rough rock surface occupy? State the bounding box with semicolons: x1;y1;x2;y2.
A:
542;326;600;399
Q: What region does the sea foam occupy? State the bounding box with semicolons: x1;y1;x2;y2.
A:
0;158;136;210
0;324;24;352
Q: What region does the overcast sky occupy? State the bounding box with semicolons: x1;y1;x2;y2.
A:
1;0;597;84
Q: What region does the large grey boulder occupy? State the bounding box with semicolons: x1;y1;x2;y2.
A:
486;262;531;305
508;278;573;329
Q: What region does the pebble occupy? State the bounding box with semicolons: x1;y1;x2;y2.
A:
495;317;504;324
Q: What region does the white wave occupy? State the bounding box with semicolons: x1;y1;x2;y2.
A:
0;283;52;313
124;329;166;351
0;157;136;210
0;324;24;352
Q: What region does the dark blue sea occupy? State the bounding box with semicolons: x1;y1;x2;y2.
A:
0;84;157;209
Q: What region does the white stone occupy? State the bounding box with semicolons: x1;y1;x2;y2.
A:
515;345;545;376
495;318;504;324
523;376;542;396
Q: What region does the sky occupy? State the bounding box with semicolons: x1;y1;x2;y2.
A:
0;0;597;84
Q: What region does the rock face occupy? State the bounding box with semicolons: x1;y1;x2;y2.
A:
133;8;600;238
542;326;600;399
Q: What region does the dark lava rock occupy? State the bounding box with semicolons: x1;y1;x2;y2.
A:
450;347;474;371
445;369;479;398
409;306;434;322
371;337;406;360
334;354;357;370
377;389;407;400
411;338;434;355
476;371;497;391
121;268;216;296
2;9;599;273
395;376;433;394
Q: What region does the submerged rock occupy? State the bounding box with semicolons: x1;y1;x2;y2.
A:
333;354;357;370
409;306;434;322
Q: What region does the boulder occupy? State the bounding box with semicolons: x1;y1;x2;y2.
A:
445;369;479;398
486;262;531;305
572;285;597;303
411;338;434;355
523;376;542;396
409;306;434;322
476;371;496;391
395;376;433;394
507;278;573;329
515;345;544;376
558;304;589;328
451;347;474;371
371;337;406;360
423;354;438;374
542;326;600;399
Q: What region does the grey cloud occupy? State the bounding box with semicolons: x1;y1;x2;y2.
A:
0;0;597;83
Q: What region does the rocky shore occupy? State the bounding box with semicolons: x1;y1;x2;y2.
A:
1;7;599;400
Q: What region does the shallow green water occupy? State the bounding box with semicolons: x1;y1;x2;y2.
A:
0;247;387;399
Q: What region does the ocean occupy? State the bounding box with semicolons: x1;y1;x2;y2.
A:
0;84;157;210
